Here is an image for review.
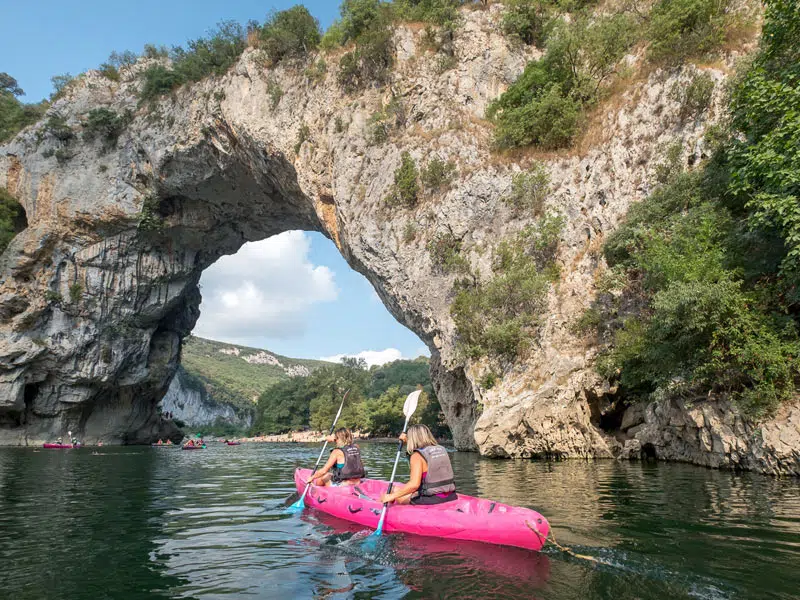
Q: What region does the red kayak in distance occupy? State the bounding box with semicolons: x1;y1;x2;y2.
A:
43;443;80;449
226;442;241;446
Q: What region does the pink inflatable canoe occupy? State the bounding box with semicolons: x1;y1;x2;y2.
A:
43;443;79;449
226;442;241;446
294;468;550;551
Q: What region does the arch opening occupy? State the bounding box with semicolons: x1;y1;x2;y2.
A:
161;230;438;438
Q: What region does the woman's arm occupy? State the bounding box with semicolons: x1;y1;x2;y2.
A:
310;449;342;483
382;453;424;503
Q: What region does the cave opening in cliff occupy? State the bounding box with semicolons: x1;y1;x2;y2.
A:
161;228;433;435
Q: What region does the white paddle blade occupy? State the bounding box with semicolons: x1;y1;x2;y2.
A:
403;390;422;419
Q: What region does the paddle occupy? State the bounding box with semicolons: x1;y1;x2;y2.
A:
371;389;421;537
287;389;350;512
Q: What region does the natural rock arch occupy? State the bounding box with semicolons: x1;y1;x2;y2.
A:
0;110;479;444
3;8;796;475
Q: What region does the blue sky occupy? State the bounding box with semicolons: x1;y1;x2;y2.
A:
194;232;429;364
3;0;340;101
1;1;428;364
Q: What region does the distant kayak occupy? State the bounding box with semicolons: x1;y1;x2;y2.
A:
151;443;176;448
294;468;550;552
226;442;241;446
182;445;206;450
43;443;79;449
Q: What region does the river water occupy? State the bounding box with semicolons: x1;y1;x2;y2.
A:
0;442;798;599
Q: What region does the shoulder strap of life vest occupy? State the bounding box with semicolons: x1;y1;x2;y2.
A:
415;445;456;496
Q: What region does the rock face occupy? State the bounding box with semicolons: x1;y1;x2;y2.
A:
0;6;796;473
160;366;253;431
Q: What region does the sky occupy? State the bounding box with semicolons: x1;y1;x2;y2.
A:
0;1;429;364
2;0;340;102
194;232;429;365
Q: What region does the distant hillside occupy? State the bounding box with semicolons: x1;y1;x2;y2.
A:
180;336;329;411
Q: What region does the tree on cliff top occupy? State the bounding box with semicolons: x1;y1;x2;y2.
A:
259;6;322;64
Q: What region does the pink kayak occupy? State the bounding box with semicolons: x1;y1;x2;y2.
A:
226;442;241;446
43;443;79;449
294;468;550;552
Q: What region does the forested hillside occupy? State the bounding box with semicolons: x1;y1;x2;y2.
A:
180;336;328;411
252;356;447;437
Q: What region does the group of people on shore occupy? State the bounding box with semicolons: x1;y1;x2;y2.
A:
308;424;456;506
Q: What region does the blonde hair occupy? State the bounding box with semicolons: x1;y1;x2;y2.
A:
334;427;353;446
406;424;437;454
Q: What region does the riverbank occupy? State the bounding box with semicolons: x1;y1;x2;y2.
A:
243;431;370;443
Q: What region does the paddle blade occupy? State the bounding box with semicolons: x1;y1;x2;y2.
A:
403;390;422;419
286;498;304;513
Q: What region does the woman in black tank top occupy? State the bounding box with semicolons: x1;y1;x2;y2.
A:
309;427;365;487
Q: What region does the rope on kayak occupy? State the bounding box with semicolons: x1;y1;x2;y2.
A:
526;521;601;565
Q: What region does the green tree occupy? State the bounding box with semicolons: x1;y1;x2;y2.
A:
260;6;321;64
0;72;47;143
307;358;370;430
252;377;315;434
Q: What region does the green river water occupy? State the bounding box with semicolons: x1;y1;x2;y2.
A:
0;442;798;599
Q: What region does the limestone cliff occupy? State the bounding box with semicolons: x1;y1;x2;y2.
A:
0;5;797;474
160;366;253;431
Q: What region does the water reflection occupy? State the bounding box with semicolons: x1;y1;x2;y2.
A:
0;443;799;600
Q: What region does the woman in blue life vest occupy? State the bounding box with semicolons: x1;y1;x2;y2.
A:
380;424;457;505
309;427;366;487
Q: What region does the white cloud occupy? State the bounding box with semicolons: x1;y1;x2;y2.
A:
320;348;404;367
193;231;338;343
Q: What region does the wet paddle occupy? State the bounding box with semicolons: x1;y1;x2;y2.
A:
288;390;349;512
372;390;421;537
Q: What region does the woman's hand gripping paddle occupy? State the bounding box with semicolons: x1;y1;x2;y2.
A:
287;390;349;512
371;390;421;537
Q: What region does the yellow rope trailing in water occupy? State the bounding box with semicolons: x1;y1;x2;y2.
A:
526;521;602;564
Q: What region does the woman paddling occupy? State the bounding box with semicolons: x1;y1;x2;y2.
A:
381;424;457;505
309;427;365;487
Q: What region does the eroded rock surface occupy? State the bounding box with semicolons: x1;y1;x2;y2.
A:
0;6;797;473
160;366;253;431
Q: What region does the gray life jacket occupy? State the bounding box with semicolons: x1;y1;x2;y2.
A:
415;445;456;496
332;444;365;482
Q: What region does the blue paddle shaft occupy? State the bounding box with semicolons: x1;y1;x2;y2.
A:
374;417;411;534
290;391;349;510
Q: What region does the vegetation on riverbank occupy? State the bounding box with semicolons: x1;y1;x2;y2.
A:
584;0;800;417
252;355;447;438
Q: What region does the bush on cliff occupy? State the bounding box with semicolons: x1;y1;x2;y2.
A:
452;213;563;360
487;12;637;149
335;0;395;92
138;21;247;101
590;0;800;416
647;0;732;65
259;6;321;64
0;73;47;143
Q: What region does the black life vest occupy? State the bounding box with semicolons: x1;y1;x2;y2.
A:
332;444;365;482
415;445;456;496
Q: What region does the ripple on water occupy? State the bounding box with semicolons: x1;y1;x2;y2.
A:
1;443;799;599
